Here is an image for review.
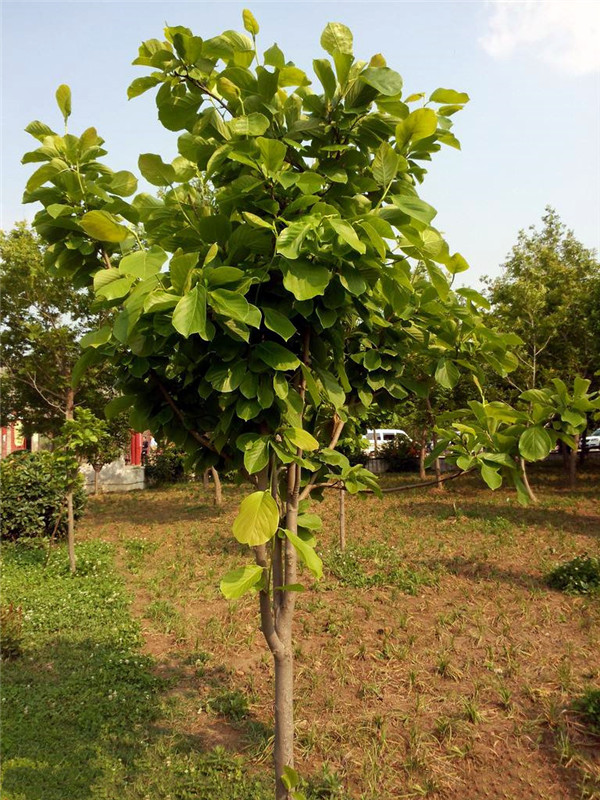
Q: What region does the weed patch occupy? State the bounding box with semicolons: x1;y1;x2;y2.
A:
547;555;600;595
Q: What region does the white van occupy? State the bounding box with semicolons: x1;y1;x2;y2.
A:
365;429;411;455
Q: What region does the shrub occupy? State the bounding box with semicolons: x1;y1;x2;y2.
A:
546;555;600;595
0;604;23;659
1;451;86;540
336;436;368;466
144;445;186;485
573;689;600;735
379;434;419;472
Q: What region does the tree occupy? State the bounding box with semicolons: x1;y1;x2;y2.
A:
0;223;120;434
484;207;600;392
22;14;529;798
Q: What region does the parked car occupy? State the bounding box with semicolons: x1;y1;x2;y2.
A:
364;429;411;455
584;428;600;451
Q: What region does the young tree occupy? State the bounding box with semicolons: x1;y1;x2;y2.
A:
22;14;525;797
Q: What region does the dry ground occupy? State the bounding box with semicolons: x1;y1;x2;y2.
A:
80;465;600;799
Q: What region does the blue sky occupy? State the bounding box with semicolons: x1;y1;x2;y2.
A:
2;1;599;284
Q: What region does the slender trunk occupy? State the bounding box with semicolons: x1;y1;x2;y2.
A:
579;430;586;465
94;467;100;495
203;468;210;490
339;488;346;551
65;389;76;573
373;428;378;455
66;491;76;573
210;466;222;506
569;435;579;490
419;437;427;481
520;457;538;503
432;433;444;491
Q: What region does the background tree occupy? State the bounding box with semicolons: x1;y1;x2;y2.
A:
484;207;599;393
0;223;122;434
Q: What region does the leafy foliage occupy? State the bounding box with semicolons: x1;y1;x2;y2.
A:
546;555;600;595
573;689;600;735
379;433;419;472
145;444;187;484
0;451;86;540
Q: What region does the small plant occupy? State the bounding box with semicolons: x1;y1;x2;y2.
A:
145;445;187;485
547;555;600;595
573;689;600;735
0;604;23;659
205;689;251;722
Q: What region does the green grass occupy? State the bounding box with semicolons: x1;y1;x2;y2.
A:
0;539;271;800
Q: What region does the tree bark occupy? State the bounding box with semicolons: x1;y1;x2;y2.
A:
419;438;427;481
339;488;346;551
203;468;210;490
210;466;222;506
94;467;100;495
66;491;76;573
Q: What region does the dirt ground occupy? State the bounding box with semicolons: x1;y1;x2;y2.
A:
80;465;600;799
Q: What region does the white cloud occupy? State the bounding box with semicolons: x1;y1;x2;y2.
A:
480;0;600;76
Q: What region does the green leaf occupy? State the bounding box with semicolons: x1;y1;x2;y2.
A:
172;285;209;339
264;307;296;341
429;88;469;105
127;76;161;100
320;22;353;55
108;171;138;197
119;246;167;279
228;113;270;137
284;529;323;579
105;395;135;420
80;325;112;349
283;427;319;451
480;463;502;490
435;359;460;390
233;491;279;546
360;67;403;96
257;137;287;173
313;58;337;98
264;43;285;68
519;426;553;462
242;8;260;35
80;210;129;243
447;253;470;274
138;153;176;186
243;437;270;474
255;341;300;371
276;220;315;259
328;219;366;254
220;565;264;599
170;250;199;293
25;163;62;193
55;84;72;122
391;195;437;224
282;259;331;300
372;142;399;186
396;108;438;148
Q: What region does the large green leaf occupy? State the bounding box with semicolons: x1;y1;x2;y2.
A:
396;108;438;148
320;22;353;55
119;246;167;278
257;136;287;173
283;427;319;451
255;341;300;371
281;259;331;300
284;529;323;579
138;153;176;186
276;220;315;259
391;195;437;224
220;565;264;599
172;285;209;338
170;250;199;293
480;463;502;490
429;88;469;105
243;436;270;474
328;219;366;254
232;491;279;546
519;426;553;462
228;113;270;137
242;8;260;35
264;307;296;341
372;142;399;186
360;67;403;96
313;58;337;98
80;210;129;243
209;289;259;326
127;76;161;100
108;171;138;197
435;358;460;389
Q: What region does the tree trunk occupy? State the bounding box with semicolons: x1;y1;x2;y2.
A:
569;435;579;489
579;430;586;465
66;491;76;573
419;438;427;481
520;457;538;503
339;488;346;551
210;466;222;506
274;647;294;800
431;432;444;491
94;467;100;495
203;468;210;490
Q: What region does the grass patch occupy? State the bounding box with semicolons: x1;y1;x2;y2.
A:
547;555;600;595
574;688;600;735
